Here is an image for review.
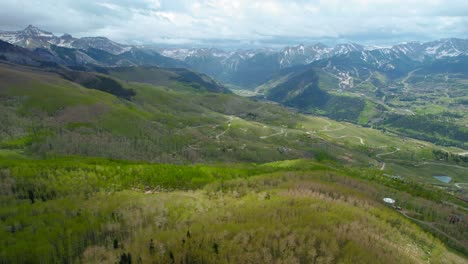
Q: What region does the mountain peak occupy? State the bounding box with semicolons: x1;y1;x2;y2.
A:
22;25;54;38
25;24;36;30
24;24;41;32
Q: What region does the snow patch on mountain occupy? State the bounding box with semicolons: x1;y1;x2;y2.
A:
0;25;131;55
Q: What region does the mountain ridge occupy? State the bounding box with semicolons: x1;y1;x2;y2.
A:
2;25;468;88
0;25;185;69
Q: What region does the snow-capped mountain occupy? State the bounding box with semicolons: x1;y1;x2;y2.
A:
0;25;56;49
0;25;131;55
0;25;187;69
277;43;331;67
422;38;468;59
155;38;468;87
2;25;467;88
330;43;365;56
66;37;131;55
157;42;367;71
160;39;467;70
159;47;233;61
365;38;468;62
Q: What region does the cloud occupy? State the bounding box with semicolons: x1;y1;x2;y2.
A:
1;0;467;46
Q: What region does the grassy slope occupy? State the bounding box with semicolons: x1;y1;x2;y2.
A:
0;62;466;184
0;155;466;263
256;67;384;125
0;63;310;163
320;68;468;148
0;63;467;262
261;64;467;148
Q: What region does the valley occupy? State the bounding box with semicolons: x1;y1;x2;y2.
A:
0;24;467;263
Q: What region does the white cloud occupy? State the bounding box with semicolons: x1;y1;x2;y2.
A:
0;0;467;46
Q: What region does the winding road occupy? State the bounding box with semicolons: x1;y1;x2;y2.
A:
318;120;365;145
320;120;346;132
376;148;401;158
260;128;285;139
455;183;468;189
380;162;386;171
401;68;421;92
215;116;235;141
413;162;468;170
326;135;365;145
375;148;401;171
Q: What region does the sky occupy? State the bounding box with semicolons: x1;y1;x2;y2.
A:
1;0;468;47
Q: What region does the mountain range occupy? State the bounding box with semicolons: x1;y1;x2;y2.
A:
0;25;131;54
0;25;185;68
157;38;468;87
2;25;468;88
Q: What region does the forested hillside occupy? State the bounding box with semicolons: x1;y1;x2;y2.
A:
0;59;467;263
1;156;466;263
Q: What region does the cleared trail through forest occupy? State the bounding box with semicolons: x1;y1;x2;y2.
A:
376;148;401;158
326;135;365;145
455;183;468;189
398;210;463;248
319;120;365;145
260;128;285;139
380;162;386;171
413;162;468;170
401;68;421;91
320;120;346;132
443;201;468;211
215;116;235;141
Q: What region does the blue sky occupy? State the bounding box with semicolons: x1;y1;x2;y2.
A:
1;0;467;47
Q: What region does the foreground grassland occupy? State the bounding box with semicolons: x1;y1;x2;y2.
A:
0;156;466;263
